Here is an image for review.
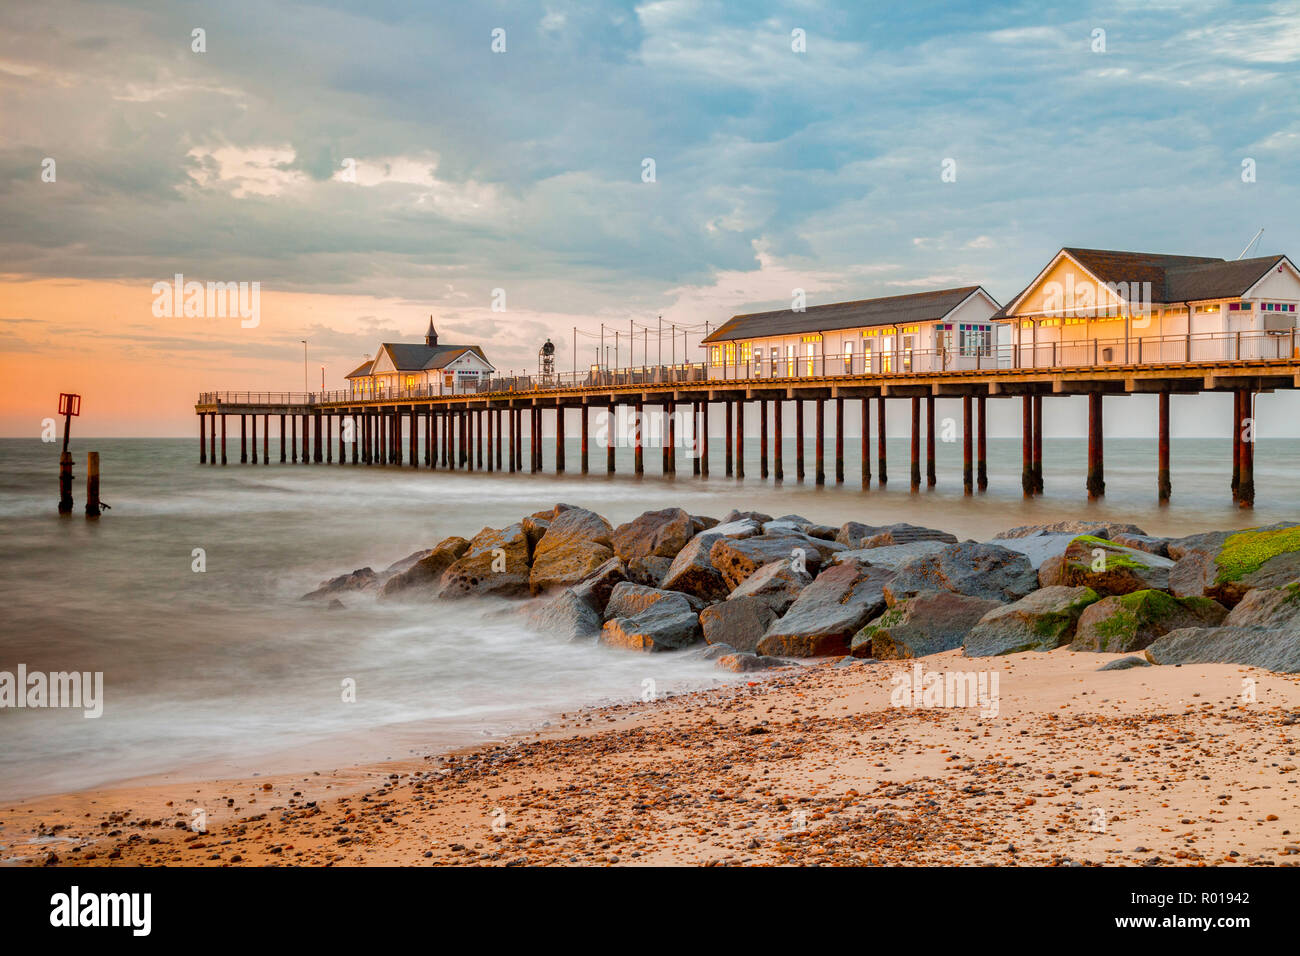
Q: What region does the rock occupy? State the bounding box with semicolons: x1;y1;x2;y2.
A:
660;522;762;601
1037;535;1174;595
831;540;949;570
963;586;1101;656
852;590;1003;659
1109;533;1171;557
600;600;702;652
439;523;532;599
302;567;377;600
1071;590;1229;653
326;598;345;610
756;560;894;658
835;522;957;550
530;539;614;595
690;515;719;534
626;555;674;587
687;642;736;661
700;597;779;652
527;589;603;641
379;536;471;599
1145;625;1300;673
990;532;1082;570
715;653;788;673
995;521;1146;540
722;509;773;525
886;542;1038;603
534;507;613;555
521;515;550;550
381;549;434;575
709;533;840;591
1225;583;1300;627
569;556;628;616
727;559;813;615
1097;655;1151;670
611;508;694;563
604;582;705;619
1169;524;1300;607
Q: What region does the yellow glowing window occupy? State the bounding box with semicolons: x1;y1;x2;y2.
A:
863;328;878;337
801;334;822;343
725;342;736;364
740;342;753;364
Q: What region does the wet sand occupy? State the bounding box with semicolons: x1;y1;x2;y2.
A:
7;647;1299;867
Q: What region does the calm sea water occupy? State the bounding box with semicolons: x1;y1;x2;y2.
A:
0;434;1295;801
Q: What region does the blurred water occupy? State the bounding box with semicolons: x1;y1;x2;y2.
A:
0;434;1295;800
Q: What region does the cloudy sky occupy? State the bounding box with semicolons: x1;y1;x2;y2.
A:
2;0;1298;435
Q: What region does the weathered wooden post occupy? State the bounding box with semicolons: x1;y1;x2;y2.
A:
877;397;887;485
352;414;359;464
556;404;566;473
1231;390;1241;503
759;399;769;479
221;414;228;465
860;397;870;488
691;401;701;476
976;395;988;491
240;414;247;464
607;402;616;474
1238;389;1255;509
1157;391;1171;503
1086;392;1105;499
84;452;101;518
661;404;670;474
1032;394;1044;494
815;397;825;485
200;413;207;464
773;399;783;482
530;407;539;473
57;393;80;514
962;394;973;495
579;405;588;474
634;401;644;476
251;414;258;464
735;400;745;479
909;396;921;491
835;398;844;484
263;414;269;465
476;409;484;469
1021;395;1033;497
314;411;323;463
724;401;733;476
700;401;709;477
925;395;936;487
210;413;216;466
280;413;287;463
795;400;805;481
668;401;677;475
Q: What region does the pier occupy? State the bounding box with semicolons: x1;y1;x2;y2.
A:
195;330;1299;508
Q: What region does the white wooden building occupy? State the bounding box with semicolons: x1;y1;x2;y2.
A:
345;319;495;397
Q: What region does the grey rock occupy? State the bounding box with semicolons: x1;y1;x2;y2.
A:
1225;584;1300;627
757;560;894;658
831;540;949;570
660;521;762;601
886;542;1038;603
302;567;377;600
715;653;789;673
727;558;813;615
1037;536;1174;595
569;556;629;616
626;555;675;587
995;521;1146;540
852;590;1003;659
380;536;471;599
722;509;774;525
990;532;1081;570
1097;655;1151;671
1072;590;1228;653
1145;624;1300;673
709;532;841;592
963;586;1102;657
527;589;603;642
835;521;957;550
1109;533;1171;558
600;600;702;652
611;508;694;563
700;597;779;653
439;523;532;599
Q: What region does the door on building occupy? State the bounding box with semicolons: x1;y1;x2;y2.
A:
881;335;894;373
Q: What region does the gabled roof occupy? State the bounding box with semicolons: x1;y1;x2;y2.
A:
345;359;374;379
702;286;998;344
345;342;493;378
997;248;1290;317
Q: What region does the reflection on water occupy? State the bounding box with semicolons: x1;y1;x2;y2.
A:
0;435;1294;800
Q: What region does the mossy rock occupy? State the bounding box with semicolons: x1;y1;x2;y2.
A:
1072;589;1228;653
964;586;1101;657
1038;536;1174;596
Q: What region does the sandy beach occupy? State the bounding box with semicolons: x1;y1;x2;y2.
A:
7;647;1298;868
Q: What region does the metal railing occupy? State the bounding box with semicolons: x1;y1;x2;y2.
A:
197;329;1300;407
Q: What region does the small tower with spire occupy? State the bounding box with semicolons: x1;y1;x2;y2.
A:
424;316;438;347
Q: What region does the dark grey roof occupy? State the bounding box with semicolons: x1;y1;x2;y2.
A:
345;342;491;377
345;359;374;378
702;286;993;344
996;248;1289;317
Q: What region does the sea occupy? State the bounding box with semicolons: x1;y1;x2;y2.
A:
0;434;1296;801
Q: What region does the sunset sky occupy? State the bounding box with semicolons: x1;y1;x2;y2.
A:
2;0;1299;436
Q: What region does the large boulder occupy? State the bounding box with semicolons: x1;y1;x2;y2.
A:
1071;590;1228;653
534;507;613;555
379;536;471;599
626;556;674;587
995;521;1146;540
709;533;842;592
700;597;778;652
851;590;1002;659
990;532;1081;570
886;542;1038;603
660;520;762;601
835;522;957;550
301;567;378;601
529;507;616;594
569;556;628;616
714;653;789;673
527;589;603;642
756;560;893;658
604;582;705;619
831;540;949;570
963;586;1101;657
1225;583;1300;628
611;508;694;563
1109;533;1171;558
1145;625;1300;673
1037;535;1174;595
722;509;773;525
1169;524;1300;607
727;558;812;615
439;523;532;599
764;515;836;540
600;598;701;652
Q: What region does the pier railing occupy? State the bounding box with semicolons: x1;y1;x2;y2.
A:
198;329;1299;406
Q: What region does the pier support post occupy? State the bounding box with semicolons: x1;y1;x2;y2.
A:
773;400;783;482
668;401;677;475
352;415;359;464
725;402;733;477
409;408;417;468
877;397;887;485
815;398;825;485
314;411;322;463
925;395;936;487
85;452;100;518
759;399;769;479
976;395;988;491
200;415;207;463
795;400;805;480
735;400;744;479
962;395;973;495
252;415;258;464
210;413;216;466
1158;392;1171;503
860;397;870;488
556;405;566;473
1032;394;1043;494
240;414;247;464
291;415;297;463
476;410;483;469
700;402;709;477
1086;392;1105;499
221;414;227;465
835;398;844;484
662;404;670;474
1231;390;1242;503
515;409;523;472
1237;389;1255;509
1021;395;1033;497
263;415;269;465
530;408;539;473
279;414;285;463
496;409;503;470
580;405;589;474
634;402;644;475
304;413;312;465
607;402;615;474
909;396;921;491
692;402;701;476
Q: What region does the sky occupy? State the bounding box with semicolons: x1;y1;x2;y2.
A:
2;0;1299;436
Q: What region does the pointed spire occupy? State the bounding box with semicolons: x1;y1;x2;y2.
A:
425;316;438;347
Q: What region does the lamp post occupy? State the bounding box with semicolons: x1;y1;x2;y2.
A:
301;340;308;393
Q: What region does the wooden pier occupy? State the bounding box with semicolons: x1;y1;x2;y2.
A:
195;347;1300;507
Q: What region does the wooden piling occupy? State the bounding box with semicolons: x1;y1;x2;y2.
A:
634;402;644;475
1157;391;1171;503
1238;389;1255;509
815;398;825;485
352;415;359;464
692;402;701;476
476;410;483;469
496;409;503;470
1086;392;1105;499
556;405;565;473
700;402;709;477
860;397;870;487
925;395;936;487
735;401;744;479
976;395;987;491
725;402;733;477
221;414;228;465
252;415;258;464
240;414;247;464
877;398;887;485
210;413;217;466
909;396;920;491
607;403;616;475
962;394;973;495
835;398;844;484
58;450;73;514
1021;395;1033;497
581;405;589;474
84;452;100;518
1231;390;1242;502
314;411;323;463
662;404;671;474
263;414;269;465
668;401;677;475
200;414;207;463
1032;394;1043;494
795;400;805;481
773;400;783;482
759;399;769;479
279;414;286;463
